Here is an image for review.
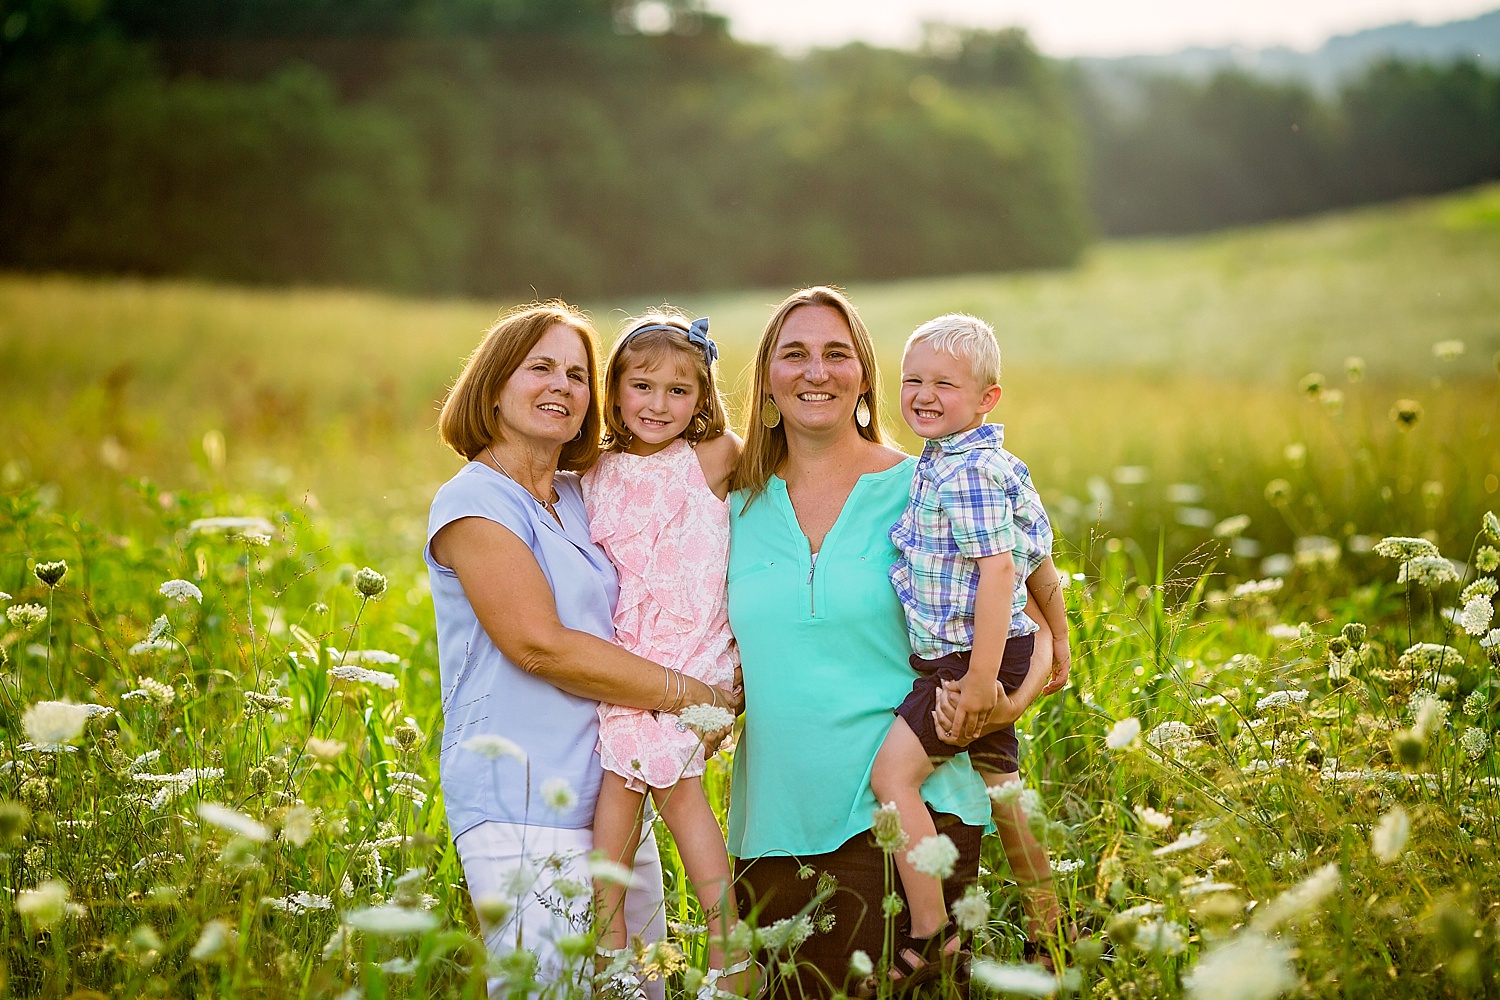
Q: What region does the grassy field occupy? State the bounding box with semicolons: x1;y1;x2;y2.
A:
1;186;1498;997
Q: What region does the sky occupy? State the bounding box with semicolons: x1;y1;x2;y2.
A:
702;0;1499;57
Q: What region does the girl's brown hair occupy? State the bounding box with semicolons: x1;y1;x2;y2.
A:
600;312;729;452
730;286;885;500
438;301;602;472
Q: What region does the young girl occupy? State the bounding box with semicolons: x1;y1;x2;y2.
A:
582;312;747;997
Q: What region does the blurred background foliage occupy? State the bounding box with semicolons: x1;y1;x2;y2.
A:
0;0;1496;300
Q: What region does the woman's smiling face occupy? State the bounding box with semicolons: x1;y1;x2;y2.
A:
495;322;591;448
767;304;869;436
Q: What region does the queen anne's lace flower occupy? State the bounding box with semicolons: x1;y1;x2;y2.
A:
1460;597;1494;636
950;884;990;931
1398;644;1464;673
1232;578;1283;598
342;905;438;936
22;701;91;747
678;703;735;734
1371;807;1409;863
6;603;47;631
871;801;907;853
189;516;274;537
1255;690;1310;713
541;778;577;813
1183;932;1296;1000
1106;717;1141;749
907;834;959;879
1134;805;1173;830
1460;727;1491;762
353;567;388;599
460;735;525;763
1398;557;1460;587
1373;536;1441;561
159;579;203;603
1252;863;1340;929
198;802;269;843
16;880;70;928
328;665;399;690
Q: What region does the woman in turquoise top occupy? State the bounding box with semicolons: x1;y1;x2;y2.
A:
726;287;992;995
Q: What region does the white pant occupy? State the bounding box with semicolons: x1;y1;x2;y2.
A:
456;819;667;999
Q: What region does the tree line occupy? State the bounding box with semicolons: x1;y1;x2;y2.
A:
0;0;1496;298
0;0;1086;298
1076;59;1500;236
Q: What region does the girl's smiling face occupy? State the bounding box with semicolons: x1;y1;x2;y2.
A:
616;350;702;455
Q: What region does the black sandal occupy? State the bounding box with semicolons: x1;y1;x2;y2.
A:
889;930;966;994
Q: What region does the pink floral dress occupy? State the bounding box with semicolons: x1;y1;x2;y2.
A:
582;438;738;792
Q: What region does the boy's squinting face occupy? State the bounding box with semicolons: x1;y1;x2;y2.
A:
899;340;1001;440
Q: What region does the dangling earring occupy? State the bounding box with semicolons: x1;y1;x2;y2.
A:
760;396;782;429
854;396;871;429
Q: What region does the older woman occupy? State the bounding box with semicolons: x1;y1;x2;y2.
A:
425;302;737;995
725;287;994;995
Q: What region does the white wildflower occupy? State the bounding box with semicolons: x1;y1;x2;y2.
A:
907;834;959;879
16;880;71;929
1371;807;1409;863
1153;831;1209;857
353;567;388;599
147;615;171;641
1137;919;1188;956
1398;557;1460;587
1410;692;1449;735
321;925;352;960
327;665;399;690
871;801;908;853
1052;858;1085;876
342;905;438;937
848;950;874;979
159;579;203;603
461;734;526;763
1460;597;1494;636
1146;720;1196;748
588;856;641;889
1105;717;1141;750
1252;863;1340;930
305;737;347;761
1232;578;1283;599
263;891;333;913
1462;578;1499;603
1265;624;1302;641
1255;689;1309;713
282;806;317;847
1460;727;1490;761
22;701;91;747
189;516;275;537
198;802;269;843
1213;515;1251;538
6;603;47;631
1183;932;1296;1000
128;638;174;655
951;884;990;932
678;703;736;734
190;919;235;962
1134;805;1173;831
244;691;292;714
342;649;402;664
1398;643;1464;673
969;960;1058;996
1373;536;1441;561
541;778;578;813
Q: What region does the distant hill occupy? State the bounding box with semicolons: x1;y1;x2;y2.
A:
1079;7;1500;92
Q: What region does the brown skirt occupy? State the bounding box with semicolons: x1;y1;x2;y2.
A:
734;809;982;999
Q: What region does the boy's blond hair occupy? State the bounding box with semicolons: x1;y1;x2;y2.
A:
905;313;1002;387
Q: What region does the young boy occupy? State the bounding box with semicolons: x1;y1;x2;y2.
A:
875;313;1071;976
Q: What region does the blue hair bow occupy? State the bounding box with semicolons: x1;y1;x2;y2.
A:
684;317;718;366
624;316;718;366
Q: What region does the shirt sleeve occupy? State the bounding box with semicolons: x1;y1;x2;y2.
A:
424;469;537;575
936;461;1020;560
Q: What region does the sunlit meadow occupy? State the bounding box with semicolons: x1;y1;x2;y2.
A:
1;186;1498;997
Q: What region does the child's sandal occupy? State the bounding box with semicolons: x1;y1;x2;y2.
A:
888;930;966;995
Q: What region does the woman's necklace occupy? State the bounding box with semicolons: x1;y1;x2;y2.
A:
485;446;561;517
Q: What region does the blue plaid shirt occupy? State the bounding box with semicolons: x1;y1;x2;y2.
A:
889;423;1052;658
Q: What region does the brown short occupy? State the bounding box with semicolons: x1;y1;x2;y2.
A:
733;810;982;999
893;634;1035;775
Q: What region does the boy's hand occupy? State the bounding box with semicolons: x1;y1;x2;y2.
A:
1042;638;1072;695
953;676;998;743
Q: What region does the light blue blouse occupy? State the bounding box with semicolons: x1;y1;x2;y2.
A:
725;459;993;859
425;463;617;837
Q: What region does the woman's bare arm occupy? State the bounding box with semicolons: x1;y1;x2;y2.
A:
432;515;738;713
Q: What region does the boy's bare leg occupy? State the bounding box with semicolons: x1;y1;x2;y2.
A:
982;770;1063;952
871;719;948;941
594;769;647;956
